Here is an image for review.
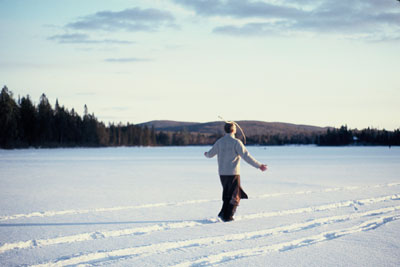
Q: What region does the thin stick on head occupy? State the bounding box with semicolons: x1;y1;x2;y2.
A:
218;116;246;144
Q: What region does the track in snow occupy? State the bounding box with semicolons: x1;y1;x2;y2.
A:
172;213;400;267
1;182;399;222
31;206;400;267
1;193;399;255
1;183;400;267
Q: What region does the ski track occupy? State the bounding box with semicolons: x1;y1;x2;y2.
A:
1;182;400;222
1;193;399;255
30;206;400;267
171;213;400;267
0;199;214;222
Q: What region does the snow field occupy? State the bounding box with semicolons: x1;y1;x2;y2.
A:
0;146;399;266
1;183;400;266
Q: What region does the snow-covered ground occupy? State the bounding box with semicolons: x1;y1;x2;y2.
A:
1;146;399;266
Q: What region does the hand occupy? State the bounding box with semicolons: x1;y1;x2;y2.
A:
260;164;267;172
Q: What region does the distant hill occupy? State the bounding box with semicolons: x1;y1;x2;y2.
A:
139;120;329;137
138;120;199;129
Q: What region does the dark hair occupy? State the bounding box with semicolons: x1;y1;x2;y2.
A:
224;122;234;133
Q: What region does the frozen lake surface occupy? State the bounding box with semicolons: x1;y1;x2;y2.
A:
1;146;400;266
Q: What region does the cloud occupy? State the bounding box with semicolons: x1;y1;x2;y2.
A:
213;22;281;36
48;7;177;46
173;0;305;19
104;57;153;63
174;0;400;41
66;7;176;32
48;33;134;44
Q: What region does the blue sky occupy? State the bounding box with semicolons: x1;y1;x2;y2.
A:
1;0;399;129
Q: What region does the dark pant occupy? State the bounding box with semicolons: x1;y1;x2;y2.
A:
219;175;248;221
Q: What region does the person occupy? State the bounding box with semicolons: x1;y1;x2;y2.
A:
204;122;267;222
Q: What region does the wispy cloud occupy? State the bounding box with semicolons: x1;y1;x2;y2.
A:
174;0;400;41
174;0;306;19
48;7;177;47
104;57;153;63
66;7;176;32
48;33;134;44
213;22;285;36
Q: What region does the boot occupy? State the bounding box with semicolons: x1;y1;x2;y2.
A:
224;203;237;222
230;204;238;216
218;202;237;222
218;201;229;221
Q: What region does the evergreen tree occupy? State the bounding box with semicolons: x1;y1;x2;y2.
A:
0;86;19;148
96;121;108;146
82;105;99;146
150;126;156;146
37;94;55;145
19;95;37;146
157;131;171;145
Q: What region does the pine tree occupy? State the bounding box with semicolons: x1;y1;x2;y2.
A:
37;93;54;145
0;86;20;148
19;95;37;146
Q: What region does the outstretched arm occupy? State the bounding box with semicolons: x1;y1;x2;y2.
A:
204;142;218;158
236;142;267;172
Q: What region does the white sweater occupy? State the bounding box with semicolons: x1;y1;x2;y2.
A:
205;133;262;175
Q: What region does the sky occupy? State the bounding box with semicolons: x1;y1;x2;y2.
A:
1;0;399;130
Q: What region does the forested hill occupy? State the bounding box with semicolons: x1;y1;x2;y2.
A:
139;120;328;136
1;86;400;148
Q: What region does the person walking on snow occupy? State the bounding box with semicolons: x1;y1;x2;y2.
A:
204;122;267;222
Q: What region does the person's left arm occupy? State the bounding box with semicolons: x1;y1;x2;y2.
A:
235;141;266;170
204;141;219;158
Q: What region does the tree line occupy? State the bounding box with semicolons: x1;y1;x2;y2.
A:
245;125;400;146
317;125;400;146
1;86;399;149
0;86;214;148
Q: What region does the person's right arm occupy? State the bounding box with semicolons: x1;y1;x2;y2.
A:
204;141;219;158
235;141;267;171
